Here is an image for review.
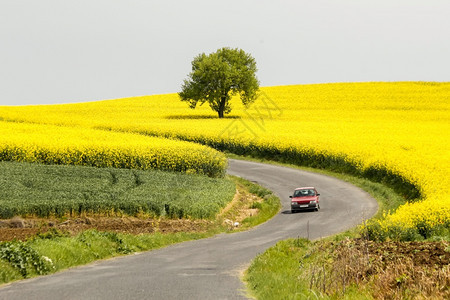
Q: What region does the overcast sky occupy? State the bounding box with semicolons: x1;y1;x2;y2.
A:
1;0;449;106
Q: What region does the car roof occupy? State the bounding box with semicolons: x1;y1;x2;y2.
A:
294;187;316;190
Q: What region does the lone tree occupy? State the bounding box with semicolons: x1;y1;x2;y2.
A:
179;47;260;118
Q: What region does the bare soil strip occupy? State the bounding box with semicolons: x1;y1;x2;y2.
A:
0;186;263;242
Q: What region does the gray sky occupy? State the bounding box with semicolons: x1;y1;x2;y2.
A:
1;0;449;106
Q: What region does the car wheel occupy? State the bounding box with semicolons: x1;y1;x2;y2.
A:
291;209;296;214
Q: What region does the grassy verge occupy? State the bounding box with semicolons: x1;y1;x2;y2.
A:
220;176;281;231
0;174;280;286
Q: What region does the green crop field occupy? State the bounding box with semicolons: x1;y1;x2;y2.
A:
0;161;235;219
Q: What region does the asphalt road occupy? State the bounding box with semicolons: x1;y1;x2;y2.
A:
0;159;378;300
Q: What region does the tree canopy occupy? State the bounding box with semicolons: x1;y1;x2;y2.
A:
179;47;260;118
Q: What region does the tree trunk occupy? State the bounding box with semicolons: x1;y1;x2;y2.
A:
218;96;226;118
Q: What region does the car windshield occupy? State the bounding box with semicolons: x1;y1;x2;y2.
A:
294;189;315;197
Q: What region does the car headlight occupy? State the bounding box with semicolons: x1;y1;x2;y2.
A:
310;200;317;204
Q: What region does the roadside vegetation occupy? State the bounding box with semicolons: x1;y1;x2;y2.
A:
0;162;280;285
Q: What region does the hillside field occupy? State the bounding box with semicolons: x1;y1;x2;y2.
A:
0;82;449;238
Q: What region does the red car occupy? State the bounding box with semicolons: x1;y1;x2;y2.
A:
290;187;320;212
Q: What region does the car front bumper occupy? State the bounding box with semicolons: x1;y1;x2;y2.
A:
291;202;318;211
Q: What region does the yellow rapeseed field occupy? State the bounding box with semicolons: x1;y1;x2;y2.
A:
0;121;227;177
1;82;448;236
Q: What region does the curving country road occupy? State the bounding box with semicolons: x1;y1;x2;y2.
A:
0;159;378;300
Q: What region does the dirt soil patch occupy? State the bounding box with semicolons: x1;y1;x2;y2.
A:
351;239;450;267
0;216;214;241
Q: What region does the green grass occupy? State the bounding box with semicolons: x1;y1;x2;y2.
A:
0;161;235;219
0;260;22;283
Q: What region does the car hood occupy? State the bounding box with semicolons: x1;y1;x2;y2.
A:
291;196;317;202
